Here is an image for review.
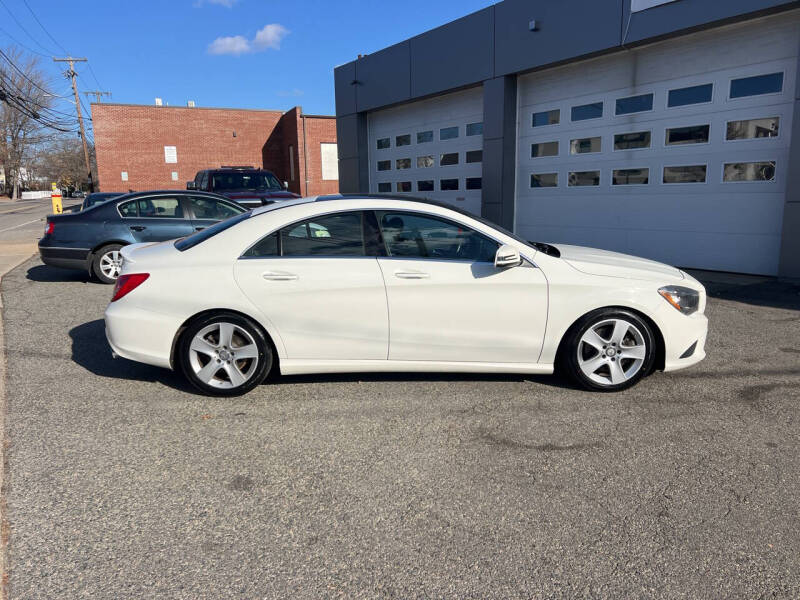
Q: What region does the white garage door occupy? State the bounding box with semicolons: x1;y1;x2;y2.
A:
515;10;799;275
368;87;484;215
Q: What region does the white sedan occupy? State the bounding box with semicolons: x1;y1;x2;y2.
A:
104;195;708;396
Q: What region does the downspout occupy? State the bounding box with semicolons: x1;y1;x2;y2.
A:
301;113;309;196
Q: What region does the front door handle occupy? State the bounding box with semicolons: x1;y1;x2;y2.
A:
194;226;206;231
262;271;298;281
394;270;430;279
129;225;146;232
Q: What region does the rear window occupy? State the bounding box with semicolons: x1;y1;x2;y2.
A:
174;211;252;251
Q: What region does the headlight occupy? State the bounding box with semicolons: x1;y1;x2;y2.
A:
658;285;700;315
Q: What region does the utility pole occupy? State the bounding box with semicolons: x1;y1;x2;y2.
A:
53;57;93;192
82;90;111;103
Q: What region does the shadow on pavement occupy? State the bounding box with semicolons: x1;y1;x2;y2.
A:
26;264;100;284
69;319;194;393
688;270;800;311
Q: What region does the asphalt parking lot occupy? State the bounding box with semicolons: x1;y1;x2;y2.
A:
1;258;799;599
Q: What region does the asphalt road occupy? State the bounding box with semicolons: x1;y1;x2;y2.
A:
2;258;799;598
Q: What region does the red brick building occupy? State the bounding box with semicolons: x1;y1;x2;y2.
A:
91;103;338;196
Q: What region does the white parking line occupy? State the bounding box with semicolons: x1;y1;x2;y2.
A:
0;218;41;234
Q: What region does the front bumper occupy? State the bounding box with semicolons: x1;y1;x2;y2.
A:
661;311;708;372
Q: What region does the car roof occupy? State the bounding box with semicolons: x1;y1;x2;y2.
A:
111;189;232;200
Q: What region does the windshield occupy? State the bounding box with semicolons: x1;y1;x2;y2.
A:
212;172;281;192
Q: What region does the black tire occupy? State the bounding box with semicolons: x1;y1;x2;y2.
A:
559;308;656;392
177;312;273;397
92;244;124;284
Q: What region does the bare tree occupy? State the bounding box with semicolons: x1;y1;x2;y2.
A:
34;136;97;192
0;47;58;198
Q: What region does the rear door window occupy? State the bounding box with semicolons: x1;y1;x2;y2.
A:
137;197;184;218
118;200;138;217
280;212;365;257
189;196;244;220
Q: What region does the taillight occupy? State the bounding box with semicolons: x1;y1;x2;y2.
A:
111;273;150;302
45;222;54;235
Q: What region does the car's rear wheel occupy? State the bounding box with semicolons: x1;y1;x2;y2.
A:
178;312;272;397
92;244;124;284
561;308;656;392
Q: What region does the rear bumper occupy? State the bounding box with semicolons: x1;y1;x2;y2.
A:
104;301;182;370
38;244;90;271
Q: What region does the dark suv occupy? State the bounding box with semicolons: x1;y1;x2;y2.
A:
187;167;300;208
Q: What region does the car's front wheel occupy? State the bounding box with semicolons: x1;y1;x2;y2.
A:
561;308;656;392
178;312;273;396
92;244;124;284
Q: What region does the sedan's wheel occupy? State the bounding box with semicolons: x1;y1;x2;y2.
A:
92;244;124;284
561;309;656;392
178;312;272;397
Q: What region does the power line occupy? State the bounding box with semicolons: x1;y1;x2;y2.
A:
0;25;49;58
21;0;68;55
0;0;56;56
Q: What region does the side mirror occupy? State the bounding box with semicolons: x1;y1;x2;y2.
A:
282;181;289;190
186;181;196;190
495;244;522;269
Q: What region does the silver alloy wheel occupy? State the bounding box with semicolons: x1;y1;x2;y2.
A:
188;322;260;389
99;250;123;280
577;318;647;386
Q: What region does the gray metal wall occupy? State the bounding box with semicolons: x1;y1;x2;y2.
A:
335;0;800;274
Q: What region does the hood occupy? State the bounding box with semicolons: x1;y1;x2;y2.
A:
220;190;300;202
553;244;684;282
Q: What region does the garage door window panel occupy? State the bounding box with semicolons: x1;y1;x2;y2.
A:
440;153;459;166
613;168;649;185
440;179;459;191
726;117;779;141
571;102;603;122
663;165;707;184
377;160;391;171
570;136;602;155
729;72;784;99
376;211;498;263
614;131;651;151
466;150;482;163
378;183;391;193
417;131;433;144
532;109;560;127
532;141;559;158
568;171;600;187
466;177;482;190
396;158;411;170
417;156;435;168
417;180;434;192
466;122;483;136
280;213;366;257
531;173;558;188
376;138;390;150
665;124;710;146
615;93;654;116
668;83;713;108
396;134;411;147
397;182;412;193
440;126;459;140
723;161;776;182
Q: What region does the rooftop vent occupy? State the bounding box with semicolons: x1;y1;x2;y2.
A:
187;100;195;107
155;97;163;106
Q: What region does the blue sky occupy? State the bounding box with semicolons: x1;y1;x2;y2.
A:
1;0;495;127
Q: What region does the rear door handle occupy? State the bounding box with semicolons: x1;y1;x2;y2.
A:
394;270;430;279
262;271;298;281
194;226;206;231
129;225;146;232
